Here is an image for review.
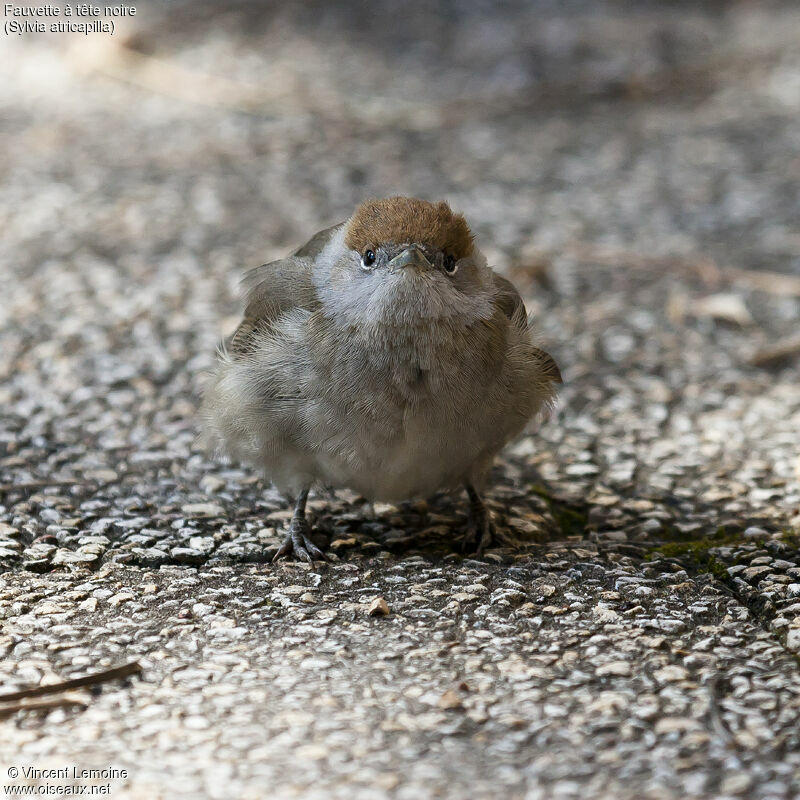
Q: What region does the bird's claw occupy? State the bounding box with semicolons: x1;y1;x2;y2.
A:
462;512;495;556
462;510;514;556
272;520;329;563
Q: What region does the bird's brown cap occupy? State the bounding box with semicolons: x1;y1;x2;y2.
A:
345;197;474;260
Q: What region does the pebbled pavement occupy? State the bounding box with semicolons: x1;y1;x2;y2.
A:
1;2;800;798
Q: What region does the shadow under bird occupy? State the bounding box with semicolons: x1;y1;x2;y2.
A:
200;196;561;560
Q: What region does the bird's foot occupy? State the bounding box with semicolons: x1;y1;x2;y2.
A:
463;506;515;555
272;519;328;563
462;509;494;556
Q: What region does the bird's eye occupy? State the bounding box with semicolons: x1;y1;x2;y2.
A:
362;249;376;268
444;254;457;274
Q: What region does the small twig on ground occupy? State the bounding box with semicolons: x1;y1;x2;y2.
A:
0;694;89;719
562;243;725;287
728;268;800;297
561;243;800;297
748;333;800;367
0;662;142;703
0;480;90;493
0;473;128;495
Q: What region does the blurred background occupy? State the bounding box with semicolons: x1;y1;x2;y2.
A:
1;0;799;528
2;4;800;797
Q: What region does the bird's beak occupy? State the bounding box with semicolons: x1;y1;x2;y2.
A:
388;246;431;273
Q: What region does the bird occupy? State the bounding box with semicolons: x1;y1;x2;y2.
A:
200;196;561;561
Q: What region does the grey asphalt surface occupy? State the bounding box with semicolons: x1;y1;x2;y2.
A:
1;2;800;798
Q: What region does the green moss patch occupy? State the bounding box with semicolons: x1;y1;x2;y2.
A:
528;485;589;538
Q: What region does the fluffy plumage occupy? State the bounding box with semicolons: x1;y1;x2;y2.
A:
200;197;560;558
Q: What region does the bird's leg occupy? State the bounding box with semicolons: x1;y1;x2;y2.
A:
272;487;328;563
462;484;510;555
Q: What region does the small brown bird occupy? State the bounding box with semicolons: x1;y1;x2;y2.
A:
201;197;561;560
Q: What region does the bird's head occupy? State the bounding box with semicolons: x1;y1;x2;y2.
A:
313;197;495;327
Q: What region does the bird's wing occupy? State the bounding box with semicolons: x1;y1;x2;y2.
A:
228;223;343;357
492;272;562;384
293;222;344;259
492;273;529;331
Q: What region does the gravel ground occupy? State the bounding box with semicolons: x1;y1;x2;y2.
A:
1;1;800;798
